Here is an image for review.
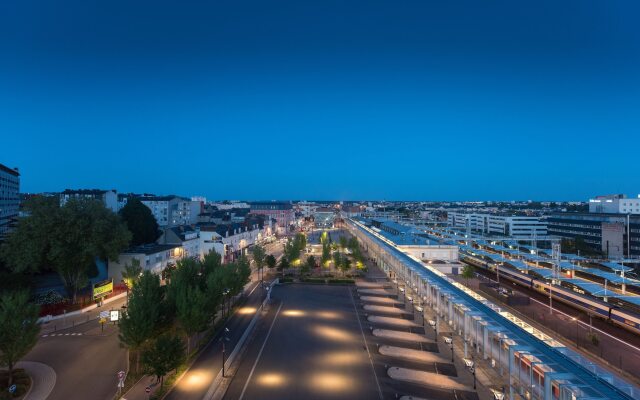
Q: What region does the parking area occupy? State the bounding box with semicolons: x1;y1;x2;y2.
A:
224;284;382;400
225;266;482;400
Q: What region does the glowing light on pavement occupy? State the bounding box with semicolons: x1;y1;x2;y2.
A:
312;325;354;342
282;309;305;317
257;373;287;387
238;307;257;315
308;372;355;393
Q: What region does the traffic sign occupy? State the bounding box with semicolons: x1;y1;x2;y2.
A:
99;310;110;319
8;384;16;393
145;386;151;394
110;310;119;322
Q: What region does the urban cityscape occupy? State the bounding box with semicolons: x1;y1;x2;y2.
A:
2;1;640;400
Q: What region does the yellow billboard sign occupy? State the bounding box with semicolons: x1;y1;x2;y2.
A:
93;279;113;300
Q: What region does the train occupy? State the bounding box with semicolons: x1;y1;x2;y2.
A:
460;252;640;335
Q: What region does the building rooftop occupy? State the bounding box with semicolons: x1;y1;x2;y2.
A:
0;163;19;177
123;243;180;255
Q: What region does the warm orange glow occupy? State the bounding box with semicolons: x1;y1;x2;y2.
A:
308;372;354;392
312;325;354;342
179;370;212;391
257;373;287;387
238;306;257;315
282;309;305;317
315;310;341;320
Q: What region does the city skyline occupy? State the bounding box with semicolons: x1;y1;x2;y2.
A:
3;0;640;200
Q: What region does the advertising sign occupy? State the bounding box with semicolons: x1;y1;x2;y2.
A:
93;279;113;300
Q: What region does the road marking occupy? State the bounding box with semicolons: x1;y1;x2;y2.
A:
349;287;384;400
238;302;283;400
42;334;48;337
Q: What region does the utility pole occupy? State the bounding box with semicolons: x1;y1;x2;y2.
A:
550;241;561;314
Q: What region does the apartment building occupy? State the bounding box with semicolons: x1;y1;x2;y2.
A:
0;163;20;239
60;189;118;212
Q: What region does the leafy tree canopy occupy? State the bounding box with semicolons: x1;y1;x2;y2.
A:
119;198;160;246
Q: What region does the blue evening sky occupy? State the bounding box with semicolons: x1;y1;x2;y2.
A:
1;1;639;201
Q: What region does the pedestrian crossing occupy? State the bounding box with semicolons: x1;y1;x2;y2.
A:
42;332;83;337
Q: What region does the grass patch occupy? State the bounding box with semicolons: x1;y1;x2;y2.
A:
0;369;31;399
327;279;355;285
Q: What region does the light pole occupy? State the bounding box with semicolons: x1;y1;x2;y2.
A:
428;319;437;342
220;327;230;377
222;288;230;319
463;357;476;389
444;334;454;362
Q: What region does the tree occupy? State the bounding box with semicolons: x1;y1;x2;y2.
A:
3;198;131;303
321;241;331;267
169;260;210;355
461;264;474;287
121;258;143;289
339;235;348;250
119;271;163;373
0;196;59;275
332;251;343;273
0;291;40;389
51;199;132;303
341;258;352;276
119;198;160;246
278;257;290;278
302;255;316;276
265;254;277;271
251;245;266;282
141;334;185;387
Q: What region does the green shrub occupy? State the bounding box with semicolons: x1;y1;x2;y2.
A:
327;279;355;285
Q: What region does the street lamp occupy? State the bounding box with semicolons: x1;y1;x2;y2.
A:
428;319;437;342
222;288;230;319
220;327;230;377
444;335;453;362
490;387;506;400
463;357;476;389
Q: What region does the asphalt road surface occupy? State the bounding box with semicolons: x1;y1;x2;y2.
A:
224;284;383;400
163;280;269;400
24;315;126;400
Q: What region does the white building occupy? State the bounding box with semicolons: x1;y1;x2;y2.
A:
589;194;640;214
210;201;250;210
0;163;20;239
157;225;200;260
140;195;200;227
108;244;181;282
198;220;267;262
60;189;118;212
448;212;546;238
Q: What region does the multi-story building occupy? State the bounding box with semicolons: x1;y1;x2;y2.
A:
198;219;267;262
548;212;640;258
589;194;640;214
60;189;118;212
0;163;20;239
157;225;200;260
448;212;546;238
108;243;181;282
140;195;200;227
249;201;294;234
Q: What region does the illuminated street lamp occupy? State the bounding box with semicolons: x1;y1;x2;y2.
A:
222;288;230;319
444;334;454;362
463;357;476;389
220;327;230;377
428;319;437;342
490;388;506;400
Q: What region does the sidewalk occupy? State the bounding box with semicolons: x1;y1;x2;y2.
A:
16;361;56;400
39;293;127;335
121;274;267;400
